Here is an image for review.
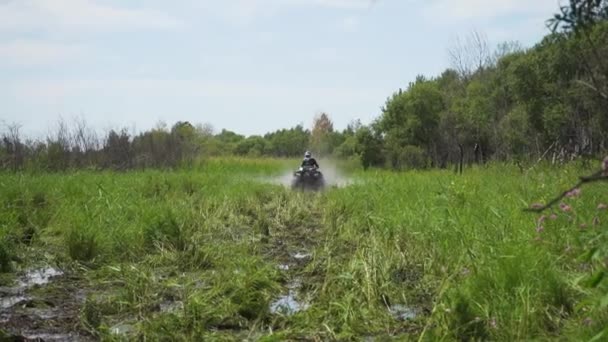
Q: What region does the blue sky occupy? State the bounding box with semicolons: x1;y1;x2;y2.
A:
0;0;561;137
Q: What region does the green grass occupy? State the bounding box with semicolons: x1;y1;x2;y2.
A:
1;158;607;340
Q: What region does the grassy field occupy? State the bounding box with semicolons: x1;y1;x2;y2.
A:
1;158;607;341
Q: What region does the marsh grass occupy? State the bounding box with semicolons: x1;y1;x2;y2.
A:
0;159;606;340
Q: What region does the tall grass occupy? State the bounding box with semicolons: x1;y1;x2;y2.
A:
0;159;605;340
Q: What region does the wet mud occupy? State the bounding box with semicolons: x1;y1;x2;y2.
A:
0;267;90;341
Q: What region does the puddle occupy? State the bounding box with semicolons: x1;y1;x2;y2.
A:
286;279;301;290
270;292;308;315
19;267;64;288
292;252;312;260
110;323;136;336
1;295;29;309
277;264;290;271
0;266;89;342
389;304;417;321
160;300;184;313
33;307;60;320
23;333;79;341
270;279;308;316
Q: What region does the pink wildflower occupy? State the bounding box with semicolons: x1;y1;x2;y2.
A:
583;317;593;326
559;203;572;212
565;188;581;198
550;213;558;220
580;223;588;229
598;203;608;210
530;203;544;210
536;225;544;233
602;157;608;173
538;215;547;224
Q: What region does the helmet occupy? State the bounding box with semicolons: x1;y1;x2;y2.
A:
304;151;312;158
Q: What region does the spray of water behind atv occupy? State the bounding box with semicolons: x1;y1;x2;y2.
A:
267;160;354;190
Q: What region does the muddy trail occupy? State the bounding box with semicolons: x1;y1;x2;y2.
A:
1;267;91;341
264;199;322;317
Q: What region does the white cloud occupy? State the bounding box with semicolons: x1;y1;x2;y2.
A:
192;0;371;26
8;78;383;105
423;0;559;22
0;0;183;32
339;16;360;32
290;0;372;9
0;40;86;66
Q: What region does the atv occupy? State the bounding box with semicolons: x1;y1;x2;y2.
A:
291;166;325;190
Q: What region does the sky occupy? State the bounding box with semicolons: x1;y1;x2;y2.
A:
0;0;562;137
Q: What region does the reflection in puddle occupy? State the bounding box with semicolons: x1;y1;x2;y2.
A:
111;323;135;335
33;307;60;320
270;291;308;315
19;267;64;288
1;295;28;309
292;252;311;260
270;279;308;316
389;304;417;321
24;333;78;341
160;300;184;313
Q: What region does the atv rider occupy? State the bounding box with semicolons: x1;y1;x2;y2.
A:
301;151;319;169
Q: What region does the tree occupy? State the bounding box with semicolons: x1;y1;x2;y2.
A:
354;125;384;169
310;113;335;156
448;30;492;81
0;123;24;171
378;77;444;168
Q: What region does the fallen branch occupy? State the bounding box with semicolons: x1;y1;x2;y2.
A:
525;169;608;212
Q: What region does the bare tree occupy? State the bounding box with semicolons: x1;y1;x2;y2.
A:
45;117;72;171
1;122;25;171
448;29;492;80
491;40;524;65
70;116;99;167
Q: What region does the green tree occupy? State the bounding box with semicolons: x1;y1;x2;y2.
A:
354;125;384;169
310;113;335;156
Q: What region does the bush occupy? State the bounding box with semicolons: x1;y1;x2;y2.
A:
66;226;99;262
388;145;428;170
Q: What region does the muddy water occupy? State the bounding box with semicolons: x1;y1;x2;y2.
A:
270;290;308;315
19;267;64;287
160;300;184;313
1;267;63;313
389;304;418;321
0;295;29;310
270;248;313;316
0;266;90;341
292;251;312;260
270;278;309;316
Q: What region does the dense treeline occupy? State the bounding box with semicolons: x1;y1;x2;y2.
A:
1;1;606;171
360;20;608;170
0;119;312;171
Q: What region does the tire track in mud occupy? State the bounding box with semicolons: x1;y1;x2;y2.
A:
263;193;324;317
0;267;92;341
